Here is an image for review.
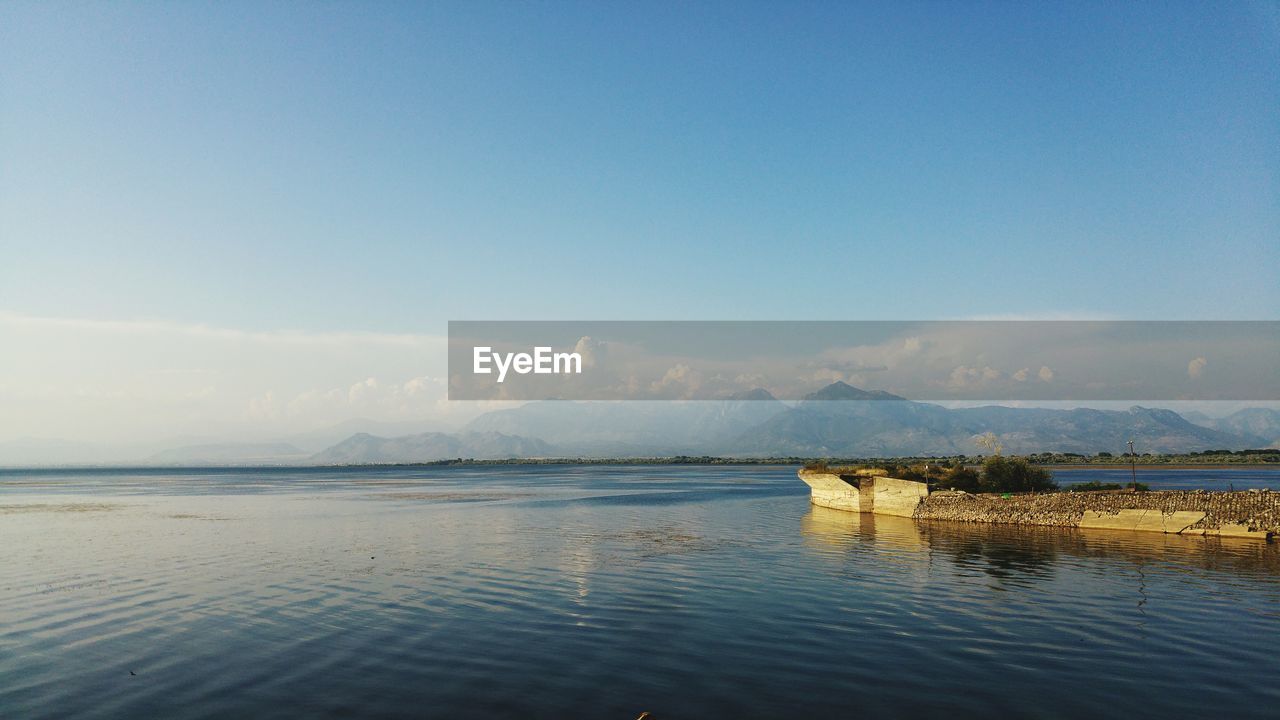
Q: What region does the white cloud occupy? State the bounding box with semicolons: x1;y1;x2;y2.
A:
650;363;701;398
348;377;379;403
1188;356;1207;379
402;376;438;396
276;375;454;424
1038;365;1054;382
0;310;451;443
247;391;280;422
949;365;1002;387
573;336;604;368
0;311;437;347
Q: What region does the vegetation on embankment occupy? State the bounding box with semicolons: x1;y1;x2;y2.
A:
1066;480;1151;492
1024;449;1278;465
806;456;1058;494
806;449;1278;469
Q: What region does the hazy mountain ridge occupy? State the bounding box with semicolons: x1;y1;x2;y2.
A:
732;383;1256;455
455;382;1268;459
6;384;1275;466
282;418;457;454
462;392;787;456
733;402;1245;457
147;443;308;466
309;431;553;465
1183;408;1280;448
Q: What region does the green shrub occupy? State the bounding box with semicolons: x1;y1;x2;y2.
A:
1068;481;1123;491
1069;480;1150;492
895;465;928;482
980;456;1057;493
941;466;981;493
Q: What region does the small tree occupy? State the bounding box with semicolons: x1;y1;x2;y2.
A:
980;455;1057;493
975;431;1003;456
942;466;982;493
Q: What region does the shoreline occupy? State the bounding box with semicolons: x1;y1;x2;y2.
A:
1038;463;1278;470
2;458;1279;472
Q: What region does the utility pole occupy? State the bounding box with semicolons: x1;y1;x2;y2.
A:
1127;440;1137;490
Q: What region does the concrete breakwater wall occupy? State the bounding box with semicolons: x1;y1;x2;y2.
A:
798;469;927;517
797;470;1278;540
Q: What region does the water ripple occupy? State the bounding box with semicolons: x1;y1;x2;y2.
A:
1;465;1279;718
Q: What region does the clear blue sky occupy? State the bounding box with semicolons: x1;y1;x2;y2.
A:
3;2;1277;333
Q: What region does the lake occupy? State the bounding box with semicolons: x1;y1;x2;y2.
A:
2;465;1278;719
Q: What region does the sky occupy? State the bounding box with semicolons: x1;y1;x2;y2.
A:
1;2;1277;445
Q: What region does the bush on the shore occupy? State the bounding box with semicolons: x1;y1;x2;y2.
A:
808;456;1057;494
893;464;928;482
1068;480;1151;492
931;458;1055;493
941;466;982;493
980;455;1057;493
1068;481;1122;491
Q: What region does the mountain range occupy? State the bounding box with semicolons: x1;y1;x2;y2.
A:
309;431;553;465
311;382;1279;464
4;382;1277;466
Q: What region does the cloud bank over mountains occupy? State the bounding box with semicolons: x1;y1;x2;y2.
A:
3;381;1277;467
448;321;1280;402
3;313;1277;466
0;311;473;444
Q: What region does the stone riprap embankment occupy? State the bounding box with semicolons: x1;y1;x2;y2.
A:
915;489;1278;539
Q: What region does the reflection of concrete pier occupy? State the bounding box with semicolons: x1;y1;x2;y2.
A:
800;504;927;552
800;505;1280;578
798;469;1276;541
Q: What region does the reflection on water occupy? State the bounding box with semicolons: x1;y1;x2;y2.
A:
2;465;1279;719
802;504;1280;581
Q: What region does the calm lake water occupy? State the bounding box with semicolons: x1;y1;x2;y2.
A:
2;465;1278;719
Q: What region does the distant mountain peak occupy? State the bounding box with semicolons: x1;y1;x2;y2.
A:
1128;406;1193;425
802;381;905;402
726;388;778;402
309;430;552;464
